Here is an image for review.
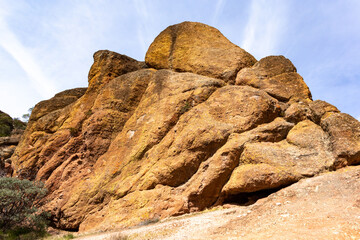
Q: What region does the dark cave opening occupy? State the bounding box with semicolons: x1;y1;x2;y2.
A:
222;186;288;206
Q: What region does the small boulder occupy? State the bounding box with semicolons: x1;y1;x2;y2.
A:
30;88;87;122
321;113;360;167
236;56;311;102
309;100;339;123
284;102;314;123
88;50;146;92
236;55;296;83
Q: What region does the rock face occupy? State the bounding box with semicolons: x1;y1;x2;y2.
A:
10;21;360;234
236;55;311;102
0;110;26;176
122;165;360;240
145;22;257;83
214;165;360;240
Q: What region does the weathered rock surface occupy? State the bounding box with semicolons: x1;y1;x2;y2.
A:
321;112;360;168
109;166;360;240
0;110;26;176
9;22;360;237
30;88;87;122
214;165;360;240
236;55;312;102
145;21;257;83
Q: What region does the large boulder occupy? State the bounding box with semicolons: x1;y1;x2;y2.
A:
320;113;360;168
145;21;257;83
221;120;335;200
9;22;360;234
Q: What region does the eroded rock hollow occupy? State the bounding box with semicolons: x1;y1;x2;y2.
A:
10;21;360;231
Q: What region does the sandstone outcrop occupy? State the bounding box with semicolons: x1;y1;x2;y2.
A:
236;55;311;102
9;21;360;235
145;22;256;83
213;165;360;239
118;165;360;240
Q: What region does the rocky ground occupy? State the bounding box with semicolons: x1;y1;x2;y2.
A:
65;165;360;239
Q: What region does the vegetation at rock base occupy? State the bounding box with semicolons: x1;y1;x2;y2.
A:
58;233;75;240
0;111;26;137
0;177;49;239
0;112;13;137
12;118;26;131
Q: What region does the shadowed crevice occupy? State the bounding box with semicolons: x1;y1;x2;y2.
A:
221;184;294;206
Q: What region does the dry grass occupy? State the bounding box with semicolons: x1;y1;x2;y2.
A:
106;233;129;240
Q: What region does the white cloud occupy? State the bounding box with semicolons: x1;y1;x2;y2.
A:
241;0;287;59
0;16;56;99
133;0;155;56
212;0;226;25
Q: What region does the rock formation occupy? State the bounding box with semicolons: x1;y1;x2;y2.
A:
10;21;360;233
117;165;360;240
0;111;26;176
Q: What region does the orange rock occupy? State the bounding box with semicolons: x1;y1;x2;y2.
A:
145;21;256;83
9;23;360;233
321;113;360;167
236;56;312;102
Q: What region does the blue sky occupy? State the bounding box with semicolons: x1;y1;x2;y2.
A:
0;0;359;121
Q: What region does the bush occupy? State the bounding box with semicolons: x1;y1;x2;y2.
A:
0;177;48;233
0;112;13;137
62;233;75;239
12;118;27;131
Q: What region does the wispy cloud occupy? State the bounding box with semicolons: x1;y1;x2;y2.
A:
133;0;152;55
241;0;287;59
0;20;56;98
212;0;226;25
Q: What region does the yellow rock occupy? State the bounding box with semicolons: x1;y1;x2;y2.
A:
146;21;257;83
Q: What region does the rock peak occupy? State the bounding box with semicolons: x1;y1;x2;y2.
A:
145;21;257;83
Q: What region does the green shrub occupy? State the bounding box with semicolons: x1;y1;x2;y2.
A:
62;233;75;239
12;118;27;130
0;112;13;137
2;227;49;240
0;177;48;234
179;102;191;114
